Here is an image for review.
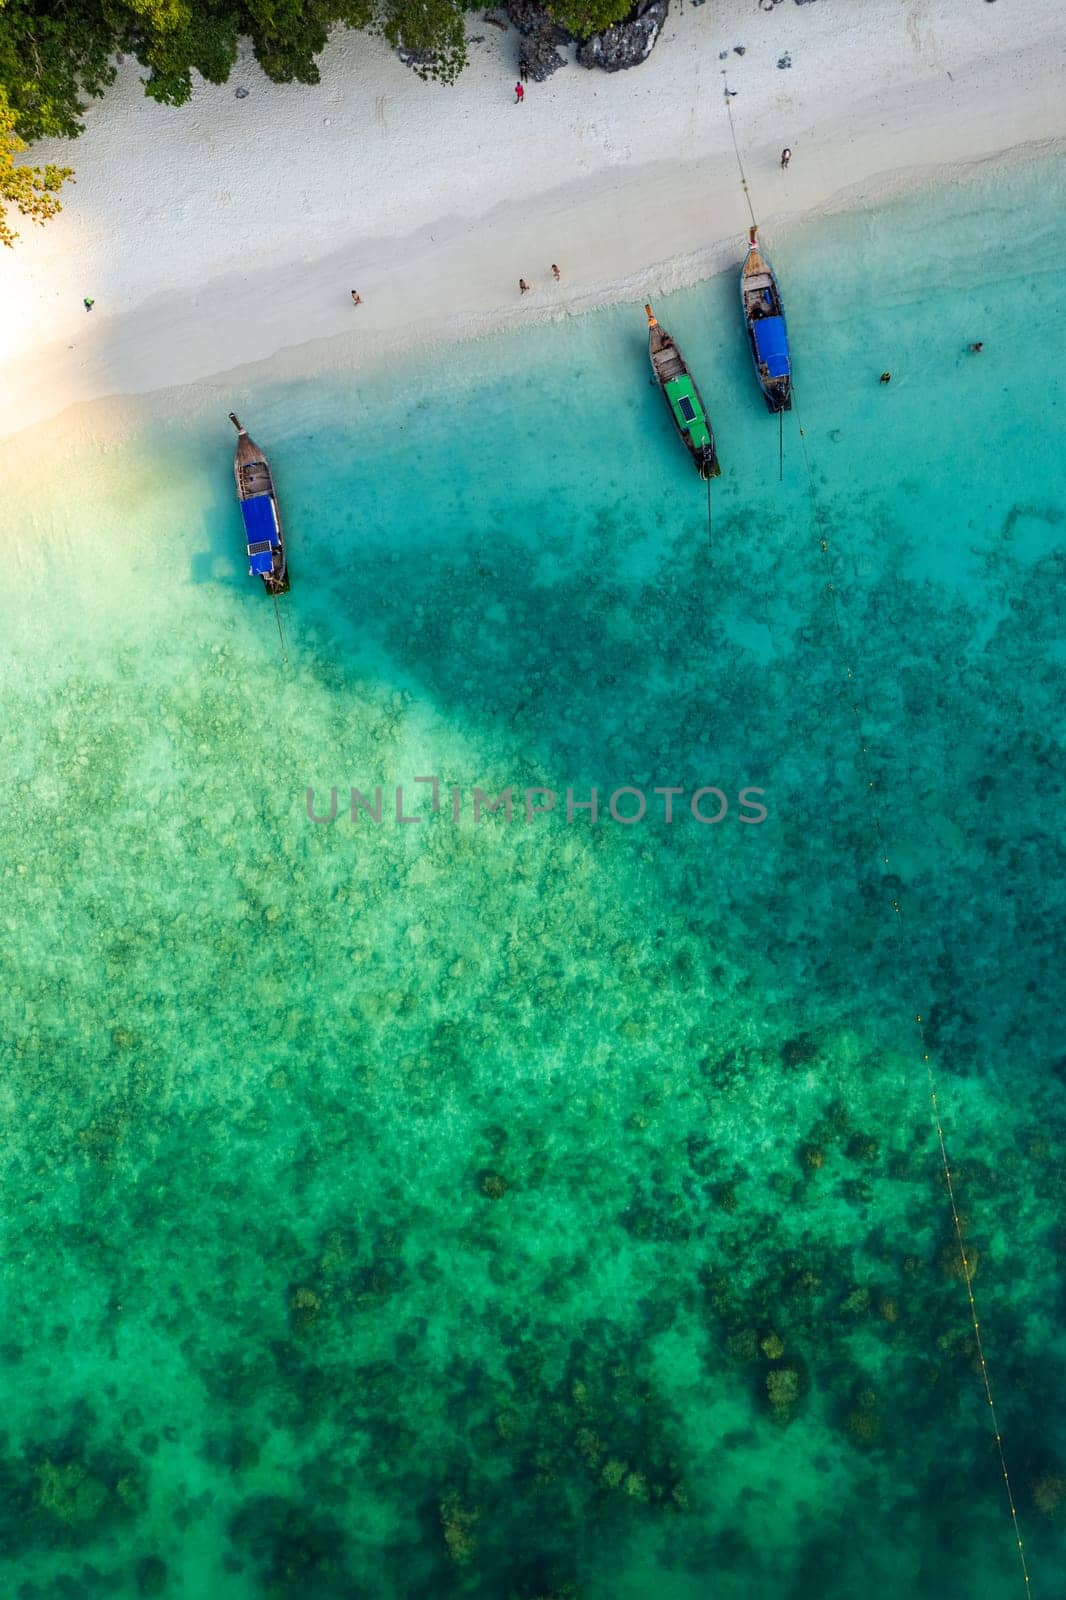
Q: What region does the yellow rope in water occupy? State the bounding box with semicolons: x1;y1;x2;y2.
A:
792;399;1032;1596
719;87;1032;1579
272;591;289;666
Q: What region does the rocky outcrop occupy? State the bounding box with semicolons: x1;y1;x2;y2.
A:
577;0;668;73
502;0;668;76
505;1;570;81
396;46;434;70
519;34;567;81
505;0;571;42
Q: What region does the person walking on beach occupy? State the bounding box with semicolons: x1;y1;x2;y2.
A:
350;289;362;306
514;81;524;104
83;297;95;311
551;264;561;281
780;148;792;169
519;279;530;294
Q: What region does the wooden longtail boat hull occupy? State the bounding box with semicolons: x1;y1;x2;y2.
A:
644;305;721;480
740;227;792;414
229;412;290;596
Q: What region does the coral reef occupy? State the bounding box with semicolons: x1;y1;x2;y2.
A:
440;1489;479;1564
765;1365;802;1419
478;1169;510;1199
3;157;1065;1598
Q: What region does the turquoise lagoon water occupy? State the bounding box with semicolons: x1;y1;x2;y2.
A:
2;152;1065;1599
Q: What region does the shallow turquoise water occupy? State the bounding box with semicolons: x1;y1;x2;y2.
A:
2;151;1065;1599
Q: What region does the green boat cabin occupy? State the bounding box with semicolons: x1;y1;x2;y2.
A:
664;375;711;449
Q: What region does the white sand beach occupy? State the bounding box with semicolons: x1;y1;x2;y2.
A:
1;0;1062;439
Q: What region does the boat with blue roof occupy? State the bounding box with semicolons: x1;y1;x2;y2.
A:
228;412;289;595
644;304;721;480
740;226;792;413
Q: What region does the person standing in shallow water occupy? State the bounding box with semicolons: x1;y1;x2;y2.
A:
970;341;984;353
880;371;892;384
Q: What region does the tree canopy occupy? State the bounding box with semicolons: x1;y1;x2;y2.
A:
0;89;73;245
0;0;473;145
0;0;480;237
546;0;632;38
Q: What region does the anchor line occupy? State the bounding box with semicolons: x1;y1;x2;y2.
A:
272;591;289;666
724;78;784;489
721;69;1030;1585
791;393;1031;1597
722;76;758;232
710;89;1029;1571
706;476;713;545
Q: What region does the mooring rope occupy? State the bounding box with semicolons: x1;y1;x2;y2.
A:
792;396;1031;1596
720;73;1032;1593
722;76;758;232
272;591;289;666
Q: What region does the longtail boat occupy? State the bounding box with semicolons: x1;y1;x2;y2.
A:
644;305;721;480
740;226;792;413
228;412;289;595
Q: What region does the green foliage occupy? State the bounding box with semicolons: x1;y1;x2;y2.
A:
247;1;375;88
0;2;116;140
113;1;381;109
378;0;467;85
0;0;470;148
119;3;242;108
0;91;73;246
546;0;633;39
0;0;470;246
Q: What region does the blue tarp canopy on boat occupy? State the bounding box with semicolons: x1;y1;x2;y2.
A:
753;316;790;378
240;495;278;575
240;495;278;543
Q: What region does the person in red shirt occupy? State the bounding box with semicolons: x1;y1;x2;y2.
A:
515;82;524;104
